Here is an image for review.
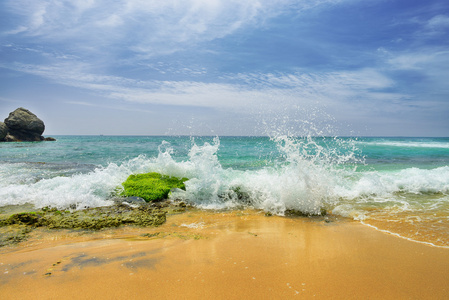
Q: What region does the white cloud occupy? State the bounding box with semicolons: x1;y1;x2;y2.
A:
3;0;350;56
378;11;449;92
384;48;449;92
65;101;96;107
96;14;123;27
232;69;394;98
387;52;440;70
425;14;449;31
2;60;406;122
406;13;449;39
4;26;28;35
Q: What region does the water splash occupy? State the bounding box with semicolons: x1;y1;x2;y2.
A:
164;134;363;215
0;136;447;219
1;135;448;246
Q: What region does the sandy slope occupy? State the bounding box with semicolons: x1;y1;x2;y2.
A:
1;209;448;299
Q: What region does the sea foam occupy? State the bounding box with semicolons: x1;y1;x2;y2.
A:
0;137;448;219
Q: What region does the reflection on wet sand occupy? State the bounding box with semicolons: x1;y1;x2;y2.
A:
1;209;449;299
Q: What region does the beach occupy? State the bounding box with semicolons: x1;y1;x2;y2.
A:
1;209;448;299
2;0;449;297
1;136;448;298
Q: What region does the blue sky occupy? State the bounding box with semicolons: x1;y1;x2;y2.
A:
1;0;448;136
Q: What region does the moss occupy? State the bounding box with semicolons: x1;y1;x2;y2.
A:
40;213;123;230
0;203;172;247
39;206;167;229
285;207;327;217
140;231;205;240
0;205;166;230
231;186;251;202
0;225;32;247
3;212;42;226
141;232;161;238
121;208;167;227
120;172;188;202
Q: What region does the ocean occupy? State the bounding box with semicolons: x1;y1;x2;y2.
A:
1;135;448;246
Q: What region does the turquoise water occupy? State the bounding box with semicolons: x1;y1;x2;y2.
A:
1;135;448;245
2;135;447;168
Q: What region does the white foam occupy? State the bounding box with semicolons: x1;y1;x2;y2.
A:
0;156;156;209
180;222;205;229
167;135;347;215
360;220;449;249
359;141;449;149
1;137;448;216
334;167;449;199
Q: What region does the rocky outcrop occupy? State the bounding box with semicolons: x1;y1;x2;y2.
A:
1;108;55;142
0;122;7;140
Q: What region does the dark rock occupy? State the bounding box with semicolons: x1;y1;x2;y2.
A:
2;107;55;142
4;134;18;142
5;107;45;134
126;196;148;204
4;212;41;226
4;108;45;141
0;122;7;140
285;207;327;217
44;137;56;141
112;196;147;206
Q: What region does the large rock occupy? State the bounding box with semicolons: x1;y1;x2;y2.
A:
4;108;46;141
0;122;7;140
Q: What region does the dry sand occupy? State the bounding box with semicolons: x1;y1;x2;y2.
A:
1;209;448;299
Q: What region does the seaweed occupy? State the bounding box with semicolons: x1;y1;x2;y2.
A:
0;204;168;247
120;172;188;202
0;225;32;247
285;207;327;217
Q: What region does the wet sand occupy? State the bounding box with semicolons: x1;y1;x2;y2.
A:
1;209;448;299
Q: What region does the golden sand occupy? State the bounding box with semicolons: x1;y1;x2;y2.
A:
1;210;448;299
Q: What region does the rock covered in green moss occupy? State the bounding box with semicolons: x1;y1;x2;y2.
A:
285;207;327;217
0;225;32;247
1;212;40;226
120;172;188;202
0;205;166;231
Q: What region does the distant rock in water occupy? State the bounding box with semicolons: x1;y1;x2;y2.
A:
1;107;55;142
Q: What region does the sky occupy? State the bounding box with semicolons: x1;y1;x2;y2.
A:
0;0;448;136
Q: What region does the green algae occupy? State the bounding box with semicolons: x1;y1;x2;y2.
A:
119;172;188;202
1;212;40;226
0;225;32;247
140;231;205;240
285;207;328;217
0;204;168;247
43;206;166;229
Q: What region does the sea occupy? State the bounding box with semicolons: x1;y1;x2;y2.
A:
1;135;448;247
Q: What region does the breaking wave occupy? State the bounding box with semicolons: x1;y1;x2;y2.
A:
1;136;448;221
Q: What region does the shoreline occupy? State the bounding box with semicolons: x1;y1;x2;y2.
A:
1;208;449;299
360;220;449;249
